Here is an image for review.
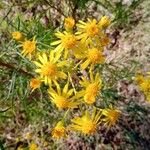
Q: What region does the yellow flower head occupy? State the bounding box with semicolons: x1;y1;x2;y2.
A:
51;31;77;58
52;121;67;139
98;16;110;28
21;37;36;60
77;72;102;104
81;48;105;70
135;75;150;101
140;78;150;95
76;19;100;43
30;78;41;91
140;77;150;92
102;106;121;127
34;51;67;85
29;142;38;150
12;31;24;41
48;82;79;109
135;74;145;85
70;109;101;134
64;17;75;29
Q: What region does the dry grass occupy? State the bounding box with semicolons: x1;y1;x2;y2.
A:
0;0;150;149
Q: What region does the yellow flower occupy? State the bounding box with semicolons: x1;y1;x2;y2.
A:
80;48;105;70
30;78;41;91
34;51;67;85
51;31;77;58
64;17;75;30
12;31;24;41
21;37;36;60
139;78;150;101
52;121;67;139
135;74;150;102
76;19;100;43
29;142;38;150
70;109;101;134
135;74;145;85
48;82;79;109
102;106;121;127
98;16;110;28
141;79;150;92
77;72;102;104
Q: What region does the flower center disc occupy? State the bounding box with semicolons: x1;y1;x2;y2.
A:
88;49;101;63
42;63;57;76
86;23;99;37
56;96;68;108
23;41;36;53
62;35;77;49
86;83;99;96
82;119;96;134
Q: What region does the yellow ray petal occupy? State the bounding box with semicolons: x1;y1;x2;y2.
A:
38;55;47;64
81;59;90;70
53;80;61;95
63;83;69;95
57;72;67;79
34;61;43;67
42;53;48;62
51;40;61;46
35;69;42;73
78;20;87;25
54;44;64;52
57;61;67;67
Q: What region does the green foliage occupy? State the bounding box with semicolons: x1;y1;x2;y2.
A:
94;0;142;28
0;140;5;150
73;0;91;8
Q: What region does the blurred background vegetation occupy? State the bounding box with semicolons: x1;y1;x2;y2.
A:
0;0;150;149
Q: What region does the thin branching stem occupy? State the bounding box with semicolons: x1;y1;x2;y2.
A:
0;60;33;77
44;0;67;17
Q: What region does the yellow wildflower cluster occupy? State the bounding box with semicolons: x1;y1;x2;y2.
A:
29;142;38;150
135;73;150;101
12;16;121;139
12;31;37;60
